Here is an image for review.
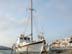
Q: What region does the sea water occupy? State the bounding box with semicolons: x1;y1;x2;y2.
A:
0;50;43;54
0;50;65;54
0;50;11;54
1;50;72;54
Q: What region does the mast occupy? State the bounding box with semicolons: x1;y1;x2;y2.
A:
30;0;33;41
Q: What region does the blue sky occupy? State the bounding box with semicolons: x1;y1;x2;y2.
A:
0;0;72;47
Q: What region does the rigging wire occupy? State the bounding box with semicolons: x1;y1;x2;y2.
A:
33;11;39;35
35;11;45;34
23;9;30;35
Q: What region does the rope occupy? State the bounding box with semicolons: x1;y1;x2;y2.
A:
23;9;30;34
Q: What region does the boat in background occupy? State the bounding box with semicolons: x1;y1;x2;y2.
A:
49;36;72;54
12;0;48;54
50;36;72;48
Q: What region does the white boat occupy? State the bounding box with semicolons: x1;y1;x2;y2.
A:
14;34;47;54
12;0;48;54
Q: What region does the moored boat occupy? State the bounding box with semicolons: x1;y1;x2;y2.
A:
12;0;48;54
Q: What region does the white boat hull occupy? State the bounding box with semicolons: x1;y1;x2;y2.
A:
15;40;45;54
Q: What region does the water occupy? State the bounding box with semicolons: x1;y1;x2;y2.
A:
0;50;68;54
49;50;72;54
0;50;11;54
0;50;45;54
3;50;72;54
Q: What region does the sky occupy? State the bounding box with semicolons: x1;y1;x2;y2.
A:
0;0;72;47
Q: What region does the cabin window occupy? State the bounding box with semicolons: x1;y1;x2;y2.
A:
23;37;30;41
20;38;24;43
24;37;27;40
24;37;30;40
28;38;30;40
20;38;23;40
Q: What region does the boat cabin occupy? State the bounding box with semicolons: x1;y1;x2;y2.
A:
17;34;31;43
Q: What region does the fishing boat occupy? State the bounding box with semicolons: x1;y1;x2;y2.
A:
12;0;48;54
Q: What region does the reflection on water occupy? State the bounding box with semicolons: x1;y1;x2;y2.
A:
1;50;72;54
0;50;11;54
49;49;72;54
0;50;46;54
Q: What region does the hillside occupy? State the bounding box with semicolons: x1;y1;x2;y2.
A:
0;46;12;50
